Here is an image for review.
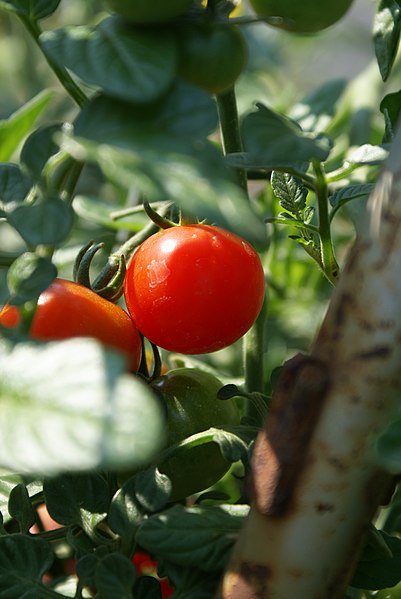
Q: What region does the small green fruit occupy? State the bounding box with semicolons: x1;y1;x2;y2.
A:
249;0;354;34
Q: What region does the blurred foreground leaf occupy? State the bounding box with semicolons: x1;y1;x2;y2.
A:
0;339;165;475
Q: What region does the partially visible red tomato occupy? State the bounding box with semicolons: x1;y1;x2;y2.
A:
124;224;265;354
0;278;142;371
133;551;174;598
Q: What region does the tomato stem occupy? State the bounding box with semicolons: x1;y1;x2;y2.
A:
243;294;268;424
17;16;87;108
137;334;150;379
216;87;249;196
312;160;340;284
148;342;163;381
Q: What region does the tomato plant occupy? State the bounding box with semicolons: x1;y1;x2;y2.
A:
176;23;248;94
124;224;265;354
104;0;194;24
249;0;355;33
152;367;240;500
0;278;142;371
1;0;401;598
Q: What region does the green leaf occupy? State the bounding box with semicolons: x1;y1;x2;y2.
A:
0;339;165;475
290;79;348;133
137;504;249;572
95;553;137;599
0;473;41;523
20;123;63;180
69;91;266;247
376;416;401;474
271;171;308;217
8;194;74;246
8;196;73;247
345;144;389;166
41;16;177;103
0;164;32;213
0;0;61;19
76;554;98;589
381;484;401;535
0;90;54;162
73;195;148;233
0;533;54;598
97;142;267;246
352;530;401;590
303;205;315;225
158;561;220;599
108;479;141;553
8;483;36;534
134;467;172;513
329;184;374;211
6;252;57;305
73;85;217;148
380;89;401;142
226;152;309;179
212;426;254;463
373;0;401;81
135;576;163;598
44;472;110;532
358;523;393;563
240;103;332;168
158;426;255;468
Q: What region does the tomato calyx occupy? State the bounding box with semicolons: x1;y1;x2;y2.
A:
137;338;164;382
143;200;177;230
73;240;126;302
143;199;199;229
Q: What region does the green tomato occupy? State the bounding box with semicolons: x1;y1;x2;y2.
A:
105;0;194;24
152;368;240;501
249;0;354;33
176;24;247;95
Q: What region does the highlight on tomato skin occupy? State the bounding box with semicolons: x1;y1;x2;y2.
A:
0;278;142;372
124;224;265;355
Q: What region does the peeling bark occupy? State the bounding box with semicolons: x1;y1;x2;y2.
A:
217;130;401;598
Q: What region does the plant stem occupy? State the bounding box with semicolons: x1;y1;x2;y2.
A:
61;161;84;204
243;295;268;424
18;16;87;108
216;87;248;195
313;160;339;284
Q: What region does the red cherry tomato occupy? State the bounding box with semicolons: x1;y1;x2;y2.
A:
0;278;142;371
123;224;265;354
133;551;174;597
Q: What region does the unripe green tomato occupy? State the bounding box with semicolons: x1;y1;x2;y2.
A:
176;24;247;95
152;368;240;501
105;0;194;24
249;0;354;33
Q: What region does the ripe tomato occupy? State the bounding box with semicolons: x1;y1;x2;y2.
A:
133;551;174;597
105;0;193;24
124;224;265;355
0;278;142;371
249;0;354;33
176;24;248;95
152;368;240;500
